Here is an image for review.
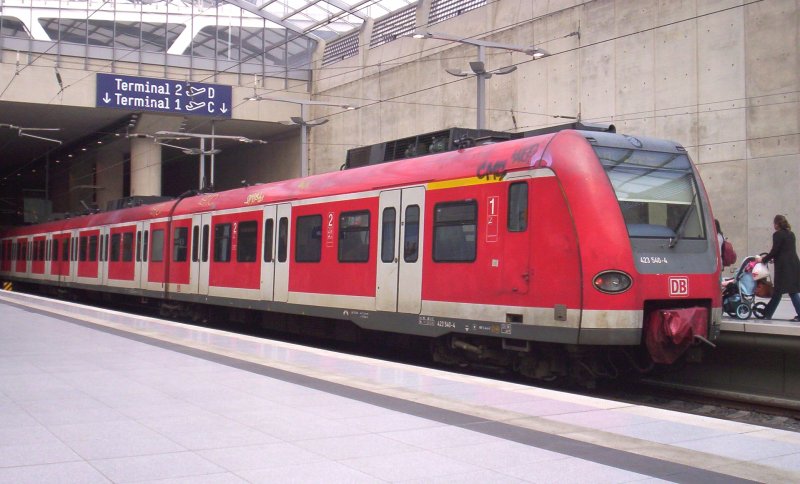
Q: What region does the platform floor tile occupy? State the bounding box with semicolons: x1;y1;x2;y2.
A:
2;292;800;483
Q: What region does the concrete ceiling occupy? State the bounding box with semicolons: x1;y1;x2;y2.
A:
0;100;294;197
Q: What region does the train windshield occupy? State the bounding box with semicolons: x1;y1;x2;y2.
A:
595;146;705;240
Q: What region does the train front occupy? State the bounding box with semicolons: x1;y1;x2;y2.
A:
549;130;722;366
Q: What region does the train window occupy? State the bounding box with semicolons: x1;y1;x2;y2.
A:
277;218;288;262
508;182;528;232
110;234;121;261
46;240;50;261
63;239;69;262
79;237;88;262
32;241;38;261
339;211;370;263
433;201;477;262
404;205;420;263
105;234;110;261
173;227;189;262
40;240;45;261
98;236;103;262
295;215;322;263
201;225;209;262
52;239;59;262
136;231;141;262
237;221;258;263
151;229;164;262
143;231;149;262
263;219;274;263
192;226;199;262
213;223;232;263
381;208;396;263
89;236;98;262
122;232;134;262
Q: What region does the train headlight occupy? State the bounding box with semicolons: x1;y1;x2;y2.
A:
593;271;632;294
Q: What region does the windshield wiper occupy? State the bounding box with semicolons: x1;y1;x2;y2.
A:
668;190;698;248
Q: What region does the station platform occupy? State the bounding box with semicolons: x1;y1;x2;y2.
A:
721;295;800;337
1;291;800;483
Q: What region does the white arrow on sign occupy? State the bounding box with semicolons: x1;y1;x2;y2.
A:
103;93;111;103
220;103;228;114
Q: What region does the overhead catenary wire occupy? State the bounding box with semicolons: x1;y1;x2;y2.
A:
1;0;787;189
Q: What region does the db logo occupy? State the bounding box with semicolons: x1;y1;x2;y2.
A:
669;277;689;297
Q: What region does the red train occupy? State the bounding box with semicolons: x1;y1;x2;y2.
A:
0;129;722;383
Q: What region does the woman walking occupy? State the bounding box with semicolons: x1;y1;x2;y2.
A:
757;215;800;321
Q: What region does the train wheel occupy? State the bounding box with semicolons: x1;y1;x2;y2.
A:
735;303;752;320
752;302;767;319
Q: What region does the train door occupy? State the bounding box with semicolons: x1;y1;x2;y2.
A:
273;203;291;302
260;205;278;301
98;226;107;287
501;177;531;295
376;187;425;314
194;213;212;296
67;231;79;284
134;222;146;290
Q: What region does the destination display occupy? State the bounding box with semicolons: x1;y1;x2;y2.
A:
96;73;232;118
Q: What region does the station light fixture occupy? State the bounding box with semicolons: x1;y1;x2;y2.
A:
411;30;549;129
244;95;359;177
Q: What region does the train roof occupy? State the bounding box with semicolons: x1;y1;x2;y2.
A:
1;129;688;237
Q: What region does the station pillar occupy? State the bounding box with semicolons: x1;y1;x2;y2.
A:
128;114;185;197
95;148;124;210
130;138;162;197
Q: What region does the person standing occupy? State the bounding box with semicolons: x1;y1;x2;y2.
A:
757;215;800;321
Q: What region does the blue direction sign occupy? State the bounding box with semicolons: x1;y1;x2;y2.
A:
96;73;232;118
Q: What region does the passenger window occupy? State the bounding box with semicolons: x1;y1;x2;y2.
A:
143;231;149;262
105;234;110;261
122;232;134;262
192;226;199;262
173;227;188;262
63;239;69;262
433;201;477;262
79;236;88;262
339;211;370;263
404;205;420;263
237;221;258;263
150;229;164;262
277;218;288;262
89;236;98;262
111;233;121;261
508;182;528;232
381;208;396;263
213;223;232;262
263;219;274;262
202;225;209;262
295;215;322;262
136;231;141;262
52;239;59;262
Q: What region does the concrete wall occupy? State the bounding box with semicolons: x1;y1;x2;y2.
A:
312;0;799;272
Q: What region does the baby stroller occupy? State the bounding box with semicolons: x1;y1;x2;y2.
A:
722;255;771;319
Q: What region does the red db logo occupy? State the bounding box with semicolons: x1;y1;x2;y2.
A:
669;277;689;297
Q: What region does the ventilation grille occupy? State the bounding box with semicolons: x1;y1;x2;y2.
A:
370;5;417;49
429;0;486;25
322;31;359;66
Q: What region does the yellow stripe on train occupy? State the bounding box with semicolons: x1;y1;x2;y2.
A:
427;175;504;190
